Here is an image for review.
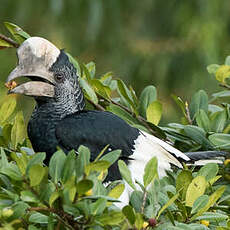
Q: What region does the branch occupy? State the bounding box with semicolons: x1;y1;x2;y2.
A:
86;98;105;111
28;207;77;230
219;83;230;90
141;189;148;214
91;93;167;139
185;101;192;125
0;33;19;48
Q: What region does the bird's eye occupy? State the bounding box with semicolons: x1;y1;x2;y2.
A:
55;75;64;82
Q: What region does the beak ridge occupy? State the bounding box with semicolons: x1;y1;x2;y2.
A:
6;66;56;84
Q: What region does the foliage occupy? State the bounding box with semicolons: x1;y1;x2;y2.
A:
0;23;230;229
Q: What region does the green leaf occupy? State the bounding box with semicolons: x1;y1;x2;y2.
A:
184;125;213;149
29;212;49;224
122;205;136;225
176;170;193;200
135;213;144;230
157;192;179;219
67;53;81;76
97;211;124;225
130;191;143;212
207;64;220;74
195;110;210;132
171;94;186;117
76;179;93;195
138;85;157;117
191;186;226;221
49;191;60;207
108;183;125;199
0;38;14;48
195;212;228;221
90;79;111;99
0;147;9;165
2;123;13;145
143;157;158;187
0;97;16;125
191;195;209;214
185;176;206;207
210;110;227;133
91;198;106;215
20;190;39;203
85;160;111;175
118;160;136;190
49;150;66;184
1;163;22;181
117;79;135;108
29;164;46;186
11;111;26;149
26;152;46;175
4;22;30;43
208;133;230;149
79;78;98;104
107;104;139;125
28;225;40;230
197;163;218;182
100;149;121;165
212;90;230;99
86;61;96;78
189;90;208;120
61;150;76;183
76;145;90;177
146;100;162;125
215;65;230;83
10;201;29;219
81;63;91;80
11;152;27;175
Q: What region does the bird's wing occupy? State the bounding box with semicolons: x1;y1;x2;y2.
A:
55;110;140;160
55;110;190;182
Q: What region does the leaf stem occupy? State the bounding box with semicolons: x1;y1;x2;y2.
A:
92;92;167;139
219;83;230;90
141;189;148;214
0;33;19;48
28;207;77;230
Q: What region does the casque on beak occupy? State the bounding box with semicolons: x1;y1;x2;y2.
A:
6;37;60;97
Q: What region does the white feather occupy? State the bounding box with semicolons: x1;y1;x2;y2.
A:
192;159;223;165
140;131;190;161
115;131;188;208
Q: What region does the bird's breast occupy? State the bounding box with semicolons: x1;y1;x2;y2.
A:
27;115;59;161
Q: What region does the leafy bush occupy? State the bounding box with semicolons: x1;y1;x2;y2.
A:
0;22;230;229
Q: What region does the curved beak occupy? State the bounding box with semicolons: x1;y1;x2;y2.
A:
8;81;54;97
6;66;55;98
5;36;60;98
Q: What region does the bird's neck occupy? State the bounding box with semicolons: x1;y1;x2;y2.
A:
33;91;85;120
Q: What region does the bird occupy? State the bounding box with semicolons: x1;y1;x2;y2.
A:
5;37;226;206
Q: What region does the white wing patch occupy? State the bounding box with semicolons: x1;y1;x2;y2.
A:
127;131;188;186
141;131;190;162
115;131;190;208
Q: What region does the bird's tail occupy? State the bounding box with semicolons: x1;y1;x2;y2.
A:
185;151;228;165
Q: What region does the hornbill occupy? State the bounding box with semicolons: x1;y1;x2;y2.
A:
5;37;226;205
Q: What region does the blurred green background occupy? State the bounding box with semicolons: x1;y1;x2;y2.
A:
1;0;230;123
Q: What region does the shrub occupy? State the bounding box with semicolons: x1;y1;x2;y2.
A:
0;22;230;229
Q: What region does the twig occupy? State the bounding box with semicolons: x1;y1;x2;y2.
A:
219;83;230;90
185;101;192;124
141;189;148;214
27;207;77;230
0;33;19;48
93;94;167;139
86;98;105;111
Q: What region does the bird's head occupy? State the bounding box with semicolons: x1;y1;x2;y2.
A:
6;37;84;112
